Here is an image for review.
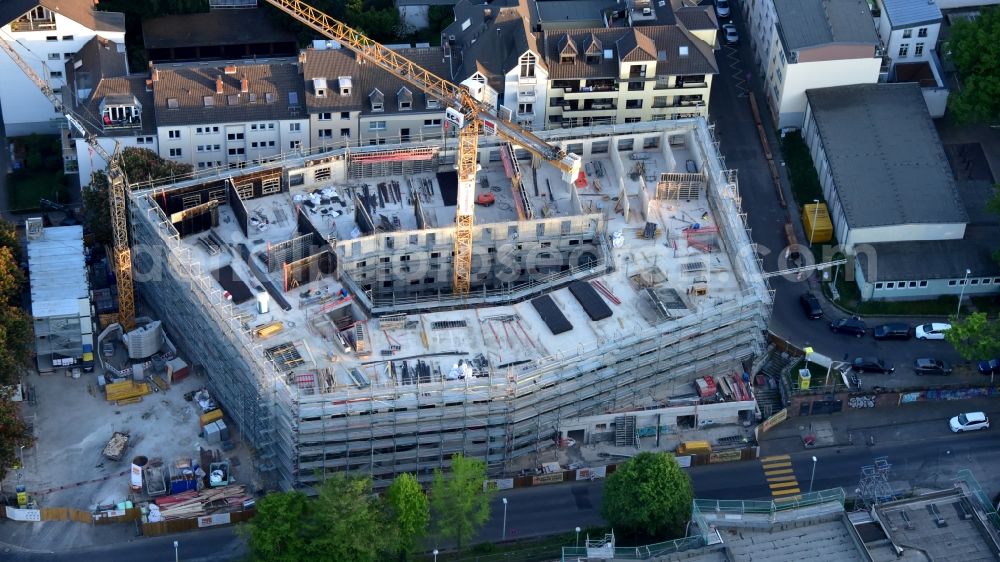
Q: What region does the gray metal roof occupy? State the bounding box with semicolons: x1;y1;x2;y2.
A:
805;83;966;229
858;236;1000;282
773;0;878;51
881;0;942;30
27;225;88;318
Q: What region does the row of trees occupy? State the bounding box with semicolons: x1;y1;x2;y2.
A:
0;220;35;480
246;454;493;561
246;451;693;560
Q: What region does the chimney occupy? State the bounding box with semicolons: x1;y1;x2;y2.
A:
216;75;224;95
152;68;160;82
240;76;249;94
224;64;237;75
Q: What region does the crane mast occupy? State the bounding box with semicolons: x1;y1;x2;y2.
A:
263;0;581;294
0;34;135;330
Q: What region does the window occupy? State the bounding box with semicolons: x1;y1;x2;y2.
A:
341;111;350;119
909;281;917;288
518;103;533;115
47;53;60;60
198;162;206;170
197;145;206;152
196;127;203;134
62;35;73;41
875;282;884;289
318;112;332;121
289;140;301;149
423;119;442;127
971;279;980;285
168;129;181;139
369;121;387;131
948;280;958;286
519;53;536;78
898;43;909;57
289;122;301;132
919;281;928;287
628;64;646;78
46;36;57;42
625;99;643;109
267;141;275;147
915;42;924;56
627;81;643;91
340;128;350;138
886;282;895;289
779;50;786;65
903;29;912;38
228;147;245;155
213;144;221;151
49;70;62;78
268;123;275;129
625;117;641;123
169;148;182;157
64;53;73;59
250;124;257;130
318;128;333;138
211;126;219;133
227;132;244;141
918;27;928;38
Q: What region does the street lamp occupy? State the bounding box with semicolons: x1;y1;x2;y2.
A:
576;526;582;548
433;549;438;562
957;268;972;318
173;540;179;562
501;497;508;540
809;199;820;247
809;456;818;493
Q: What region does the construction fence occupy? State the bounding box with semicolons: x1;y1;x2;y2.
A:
3;504;254;536
789;385;1000;417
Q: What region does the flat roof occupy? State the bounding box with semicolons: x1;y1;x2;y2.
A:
773;0;877;51
806;83;967;229
881;0;942;30
27;225;88;318
875;489;1000;561
142;9;296;49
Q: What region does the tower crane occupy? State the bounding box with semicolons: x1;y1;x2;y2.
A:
263;0;583;294
0;35;135;330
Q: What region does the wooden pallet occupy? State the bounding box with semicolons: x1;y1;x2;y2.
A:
116;396;144;406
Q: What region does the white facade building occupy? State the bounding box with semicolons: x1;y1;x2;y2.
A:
0;1;125;135
877;0;942;70
743;0;881;129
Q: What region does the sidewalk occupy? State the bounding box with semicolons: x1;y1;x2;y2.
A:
760;397;1000;457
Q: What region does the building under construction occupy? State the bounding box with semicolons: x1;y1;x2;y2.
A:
127;119;771;490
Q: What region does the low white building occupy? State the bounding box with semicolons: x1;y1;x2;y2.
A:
876;0;949;117
743;0;881;129
0;0;125;135
150;60;310;172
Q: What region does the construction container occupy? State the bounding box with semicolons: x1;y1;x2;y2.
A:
802;203;833;244
166;357;190;383
204;421;221;444
676;441;712;455
200;408;223;427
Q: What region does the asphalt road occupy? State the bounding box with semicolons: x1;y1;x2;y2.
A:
706;15;969;390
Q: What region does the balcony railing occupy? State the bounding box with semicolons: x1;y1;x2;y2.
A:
11;18;57;32
517;90;536;101
102;114;142;130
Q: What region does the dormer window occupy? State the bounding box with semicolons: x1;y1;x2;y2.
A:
314;77;328;98
369;88;384;112
584;34;603;64
426;96;440;109
100;95;142;129
398;86;413;111
338;76;352;96
558;34;578;64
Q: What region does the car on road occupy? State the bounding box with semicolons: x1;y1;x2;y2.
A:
722;23;739;44
800;293;823;319
950;411;990;433
873;323;911;340
716;0;731;18
915;322;951;340
913;358;952;376
830;317;866;337
852;357;894;374
977;358;1000;375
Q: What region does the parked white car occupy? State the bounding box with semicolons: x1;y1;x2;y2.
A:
915;322;951;340
950;412;990;433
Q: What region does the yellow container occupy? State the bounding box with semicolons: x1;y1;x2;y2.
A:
799;368;812;390
676;441;712;456
200;408;223;427
802;203;833;244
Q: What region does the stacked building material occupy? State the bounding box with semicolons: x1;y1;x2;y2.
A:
152;485;251;520
105;381;151;402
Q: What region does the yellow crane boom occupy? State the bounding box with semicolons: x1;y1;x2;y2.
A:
0;34;135;330
263;0;581;294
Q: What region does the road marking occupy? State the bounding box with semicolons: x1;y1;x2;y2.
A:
760;454;802;498
763;467;793;476
760;454;791;463
769;481;800;490
772;487;802;497
762;460;792;470
766;474;798;483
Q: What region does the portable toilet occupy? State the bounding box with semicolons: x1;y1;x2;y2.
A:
798;368;811;390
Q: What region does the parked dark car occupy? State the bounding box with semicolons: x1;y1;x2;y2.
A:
830;317;866;337
978;358;1000;375
852;357;894;374
873;323;911;340
800;293;823;319
914;358;952;376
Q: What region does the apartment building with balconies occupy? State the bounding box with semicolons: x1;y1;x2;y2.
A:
0;0;125;135
742;0;881;129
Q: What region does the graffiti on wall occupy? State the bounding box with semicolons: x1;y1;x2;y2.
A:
848;395;876;409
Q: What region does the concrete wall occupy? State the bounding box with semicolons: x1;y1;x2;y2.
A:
778;57;881;129
559;400;756;442
0;12;125;135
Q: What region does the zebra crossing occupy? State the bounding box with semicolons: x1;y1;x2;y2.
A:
760;454;801;497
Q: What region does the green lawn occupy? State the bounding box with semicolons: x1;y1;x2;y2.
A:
7;170;68;211
779;131;824;205
821;265;970;317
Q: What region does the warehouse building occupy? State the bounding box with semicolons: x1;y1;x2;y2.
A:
126;118;771;490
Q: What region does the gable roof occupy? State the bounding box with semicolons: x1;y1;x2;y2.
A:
544;25;718;80
301;46;450;116
443;0;543;91
558;34;578;56
0;1;123;32
773;0;877;51
617;29;657;62
151;59;307;127
805;83;966;229
671;0;718;30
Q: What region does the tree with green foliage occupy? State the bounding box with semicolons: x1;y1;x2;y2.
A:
243;490;314;562
0;220;34;480
118;147;194;185
601;452;693;539
947;7;1000;124
310;474;394;562
83;171;113;247
0;386;34;481
945;312;1000;361
385;472;430;560
430;453;493;551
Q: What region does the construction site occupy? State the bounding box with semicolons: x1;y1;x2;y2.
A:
126;118;772;491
